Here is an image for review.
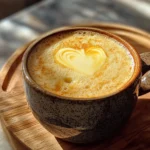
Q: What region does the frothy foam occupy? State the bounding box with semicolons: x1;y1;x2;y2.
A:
55;47;107;75
28;30;135;98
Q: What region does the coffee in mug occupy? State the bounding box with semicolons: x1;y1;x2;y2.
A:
28;30;134;98
23;27;141;143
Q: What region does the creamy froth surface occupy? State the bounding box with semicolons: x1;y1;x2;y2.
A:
28;30;135;98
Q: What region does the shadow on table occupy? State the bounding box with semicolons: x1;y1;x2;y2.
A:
55;98;150;150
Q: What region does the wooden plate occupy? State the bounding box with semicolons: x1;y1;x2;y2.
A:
0;23;150;150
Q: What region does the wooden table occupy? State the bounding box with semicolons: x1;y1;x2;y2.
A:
0;0;150;149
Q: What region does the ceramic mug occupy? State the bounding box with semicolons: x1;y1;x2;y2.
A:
22;27;141;143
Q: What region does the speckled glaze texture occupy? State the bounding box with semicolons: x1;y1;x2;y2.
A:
23;74;140;143
22;27;141;144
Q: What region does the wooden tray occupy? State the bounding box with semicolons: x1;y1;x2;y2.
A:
0;23;150;150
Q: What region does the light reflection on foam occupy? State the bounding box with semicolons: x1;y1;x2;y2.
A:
54;47;107;75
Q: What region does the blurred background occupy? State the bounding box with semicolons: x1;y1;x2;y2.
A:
0;0;150;69
0;0;150;150
0;0;41;19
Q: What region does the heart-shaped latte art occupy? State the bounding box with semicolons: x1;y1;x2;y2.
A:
54;47;107;75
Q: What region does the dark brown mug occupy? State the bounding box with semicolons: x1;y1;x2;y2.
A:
22;27;141;144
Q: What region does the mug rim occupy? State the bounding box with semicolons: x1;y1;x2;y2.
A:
22;27;141;101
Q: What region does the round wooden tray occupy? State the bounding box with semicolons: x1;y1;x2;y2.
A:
0;23;150;150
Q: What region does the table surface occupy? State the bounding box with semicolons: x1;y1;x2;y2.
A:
0;0;150;149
